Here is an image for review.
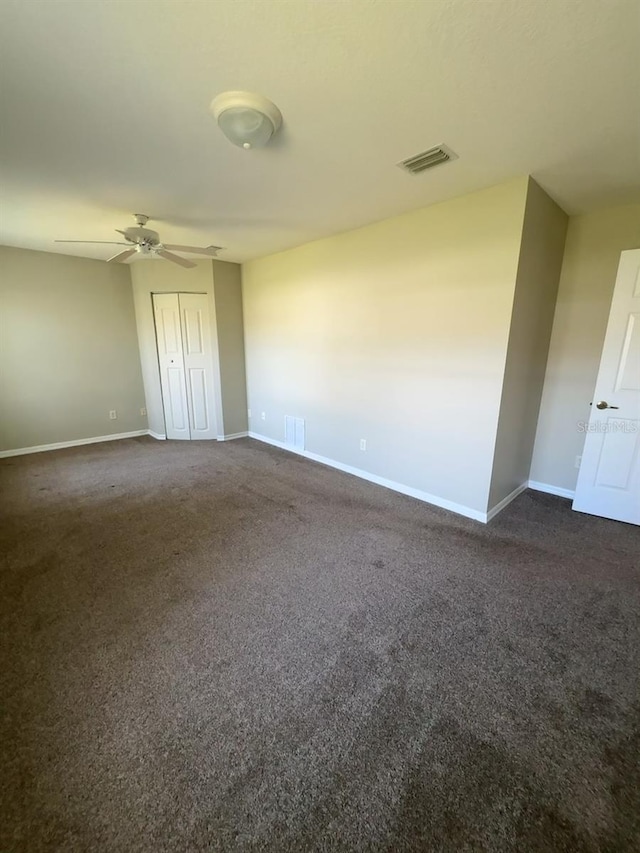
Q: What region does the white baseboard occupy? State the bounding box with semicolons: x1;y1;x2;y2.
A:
528;480;575;500
486;482;529;522
248;431;489;523
217;432;248;441
0;430;149;459
2;428;574;519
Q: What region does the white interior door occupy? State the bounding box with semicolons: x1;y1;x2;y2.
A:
179;293;217;440
573;249;640;525
153;293;190;440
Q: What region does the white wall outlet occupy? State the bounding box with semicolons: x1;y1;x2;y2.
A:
261;412;266;420
360;438;367;451
109;410;117;420
140;407;147;416
248;408;252;418
575;455;582;469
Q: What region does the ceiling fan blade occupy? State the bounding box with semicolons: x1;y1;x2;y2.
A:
157;250;197;269
107;248;137;263
55;240;131;245
162;244;222;255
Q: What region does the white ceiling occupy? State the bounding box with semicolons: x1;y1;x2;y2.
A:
0;0;638;264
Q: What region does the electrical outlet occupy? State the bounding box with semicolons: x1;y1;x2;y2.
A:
140;407;147;416
261;412;266;420
109;410;117;420
360;438;367;451
575;455;582;469
248;408;252;418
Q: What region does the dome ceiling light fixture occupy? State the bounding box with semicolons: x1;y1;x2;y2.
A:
210;91;282;150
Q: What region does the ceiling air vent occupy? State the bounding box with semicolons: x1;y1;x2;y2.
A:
398;144;458;175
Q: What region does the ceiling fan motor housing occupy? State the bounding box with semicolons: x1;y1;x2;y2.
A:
123;226;160;245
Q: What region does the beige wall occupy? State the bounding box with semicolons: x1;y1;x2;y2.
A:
242;178;529;515
130;258;247;439
530;204;640;491
212;260;248;436
5;189;629;514
488;179;568;507
0;246;146;451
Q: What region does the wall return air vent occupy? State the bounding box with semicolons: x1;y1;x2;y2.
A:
397;144;458;175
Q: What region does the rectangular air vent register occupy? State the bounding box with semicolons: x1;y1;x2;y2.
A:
285;416;305;450
398;144;458;175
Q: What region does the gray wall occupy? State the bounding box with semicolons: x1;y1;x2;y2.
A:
488;179;568;508
530;203;640;491
0;245;146;452
213;260;248;436
242;178;529;516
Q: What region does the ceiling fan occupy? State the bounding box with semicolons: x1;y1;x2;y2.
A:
55;214;223;268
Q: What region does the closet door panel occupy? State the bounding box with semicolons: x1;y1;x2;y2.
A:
179;293;217;439
152;293;190;440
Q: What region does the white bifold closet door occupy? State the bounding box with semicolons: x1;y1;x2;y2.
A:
153;292;217;440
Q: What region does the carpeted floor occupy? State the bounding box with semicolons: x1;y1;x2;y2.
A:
1;436;638;852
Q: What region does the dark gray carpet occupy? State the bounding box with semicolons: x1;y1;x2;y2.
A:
1;436;639;852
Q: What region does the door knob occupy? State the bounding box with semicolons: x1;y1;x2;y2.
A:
595;400;619;410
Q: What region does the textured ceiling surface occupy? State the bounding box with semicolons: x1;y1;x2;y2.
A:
0;0;638;263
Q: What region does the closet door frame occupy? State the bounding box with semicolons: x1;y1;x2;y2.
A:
152;291;218;440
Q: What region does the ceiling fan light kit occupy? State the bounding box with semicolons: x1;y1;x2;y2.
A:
55;214;223;269
210;91;282;149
